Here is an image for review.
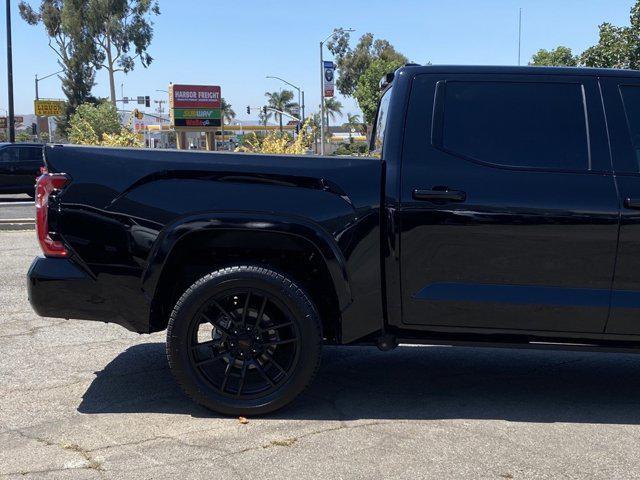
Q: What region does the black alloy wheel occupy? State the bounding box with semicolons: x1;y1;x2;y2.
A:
167;266;322;415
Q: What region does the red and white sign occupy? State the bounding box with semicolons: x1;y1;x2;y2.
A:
171;85;221;109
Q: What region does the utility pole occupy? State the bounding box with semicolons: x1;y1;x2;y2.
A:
518;8;523;66
6;0;15;142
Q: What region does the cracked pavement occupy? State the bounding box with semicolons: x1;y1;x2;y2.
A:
3;231;640;479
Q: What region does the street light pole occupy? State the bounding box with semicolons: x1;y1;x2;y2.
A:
6;0;15;142
34;69;64;141
266;75;305;130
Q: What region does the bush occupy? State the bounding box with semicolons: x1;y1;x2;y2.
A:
236;118;315;155
333;142;369;156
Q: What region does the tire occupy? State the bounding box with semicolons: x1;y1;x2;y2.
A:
166;265;322;416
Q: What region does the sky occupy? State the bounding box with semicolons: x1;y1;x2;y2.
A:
0;0;636;123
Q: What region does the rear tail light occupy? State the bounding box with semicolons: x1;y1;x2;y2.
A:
35;173;70;258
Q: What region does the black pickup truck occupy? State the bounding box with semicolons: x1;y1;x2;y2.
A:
27;65;640;415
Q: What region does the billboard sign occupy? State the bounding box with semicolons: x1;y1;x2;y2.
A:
169;85;222;129
172;109;221;120
34;99;65;116
170;85;221;109
0;117;24;127
173;118;222;128
323;61;335;98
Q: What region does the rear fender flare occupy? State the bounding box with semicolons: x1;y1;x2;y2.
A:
141;211;352;310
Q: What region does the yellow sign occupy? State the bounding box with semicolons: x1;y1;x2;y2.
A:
34;100;65;117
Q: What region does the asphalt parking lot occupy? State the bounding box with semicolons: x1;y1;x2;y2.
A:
0;194;34;226
3;230;640;479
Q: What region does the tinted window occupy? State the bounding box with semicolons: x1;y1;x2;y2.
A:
619;85;640;170
371;87;392;156
440;81;589;170
0;147;19;163
19;147;42;162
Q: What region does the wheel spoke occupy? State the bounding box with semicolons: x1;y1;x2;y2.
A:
191;339;218;350
253;360;276;386
264;338;298;346
252;296;268;334
211;300;233;322
195;351;228;367
263;353;287;376
241;292;251;327
260;321;293;332
236;362;248;398
220;362;233;392
201;312;232;337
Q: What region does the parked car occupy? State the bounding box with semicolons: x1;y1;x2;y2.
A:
27;65;640;415
0;142;43;197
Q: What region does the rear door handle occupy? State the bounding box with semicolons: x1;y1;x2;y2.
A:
413;188;466;202
625;198;640;210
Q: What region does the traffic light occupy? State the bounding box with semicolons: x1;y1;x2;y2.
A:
31;123;37;135
133;109;143;120
263;106;267;115
145;96;150;108
246;106;250;115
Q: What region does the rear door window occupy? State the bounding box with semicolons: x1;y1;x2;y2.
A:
619;85;640;169
19;147;42;162
437;81;590;171
0;147;19;163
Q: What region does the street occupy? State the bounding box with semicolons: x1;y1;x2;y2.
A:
0;194;33;221
2;230;640;479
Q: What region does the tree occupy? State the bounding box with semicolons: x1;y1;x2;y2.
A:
531;1;640;70
327;30;407;97
68;101;141;146
323;97;343;128
345;113;362;142
581;22;636;69
66;0;160;105
265;90;298;131
220;98;235;124
19;0;96;137
530;46;578;66
345;113;361;129
354;58;405;125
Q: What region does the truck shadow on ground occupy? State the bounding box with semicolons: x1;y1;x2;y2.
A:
78;342;640;423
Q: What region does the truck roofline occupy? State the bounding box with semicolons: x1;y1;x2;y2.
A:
397;64;640;78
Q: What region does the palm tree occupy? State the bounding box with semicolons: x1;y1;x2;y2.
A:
324;98;343;128
258;108;272;127
220;98;235;124
345;113;362;143
265;90;298;132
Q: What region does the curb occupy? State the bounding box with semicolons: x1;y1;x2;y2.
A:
0;219;35;231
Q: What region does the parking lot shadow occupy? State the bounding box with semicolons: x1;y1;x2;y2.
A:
78;342;640;424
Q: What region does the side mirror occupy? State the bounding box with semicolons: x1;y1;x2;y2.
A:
379;72;394;91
